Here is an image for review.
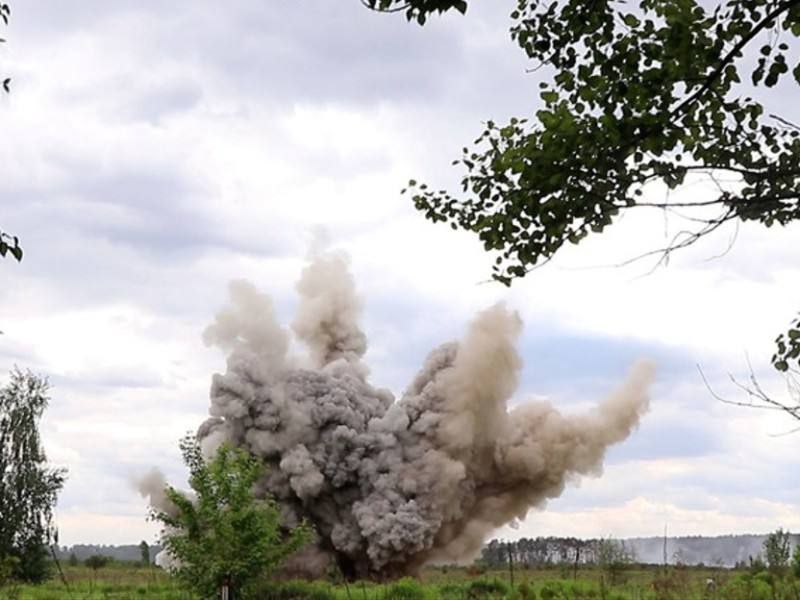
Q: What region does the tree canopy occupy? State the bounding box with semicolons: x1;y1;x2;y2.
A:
367;0;800;376
0;370;66;583
773;313;800;372
363;0;467;25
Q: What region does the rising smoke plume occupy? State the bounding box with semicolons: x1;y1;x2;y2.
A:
144;249;654;578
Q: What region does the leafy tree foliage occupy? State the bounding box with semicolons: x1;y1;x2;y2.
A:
363;0;466;25
1;4;20;262
0;2;9;94
0;231;23;262
773;313;800;372
0;556;21;597
377;0;800;283
792;542;800;578
0;370;66;583
368;0;800;378
150;436;311;600
765;314;800;423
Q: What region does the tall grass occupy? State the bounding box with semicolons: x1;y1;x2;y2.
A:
6;564;800;599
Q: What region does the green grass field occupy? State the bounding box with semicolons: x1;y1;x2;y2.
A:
4;564;186;599
4;563;800;599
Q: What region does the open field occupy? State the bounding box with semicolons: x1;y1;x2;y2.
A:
4;565;187;599
5;564;800;600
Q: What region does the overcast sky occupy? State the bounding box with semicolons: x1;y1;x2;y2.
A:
1;1;799;548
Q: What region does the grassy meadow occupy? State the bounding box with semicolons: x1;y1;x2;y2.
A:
4;562;800;600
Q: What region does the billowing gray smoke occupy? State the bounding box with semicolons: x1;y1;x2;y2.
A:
161;250;653;577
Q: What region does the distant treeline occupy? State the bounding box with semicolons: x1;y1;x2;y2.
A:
54;544;162;563
480;537;614;569
480;534;800;568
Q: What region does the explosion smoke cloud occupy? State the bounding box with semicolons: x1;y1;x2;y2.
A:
155;250;654;578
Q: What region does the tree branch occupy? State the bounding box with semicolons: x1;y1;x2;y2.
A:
670;0;800;120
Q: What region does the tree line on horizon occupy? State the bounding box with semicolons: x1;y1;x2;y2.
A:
53;543;162;564
479;531;800;570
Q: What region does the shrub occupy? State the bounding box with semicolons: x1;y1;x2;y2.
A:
85;555;110;572
538;581;562;600
439;582;468;600
467;578;509;598
723;573;773;600
517;580;537;600
384;577;426;600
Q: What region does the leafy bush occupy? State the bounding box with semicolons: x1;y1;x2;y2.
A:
467;578;509;598
438;582;468;600
792;543;800;579
84;555;110;571
385;577;426;600
722;573;773;600
753;570;773;587
151;437;311;599
517;580;537;600
538;581;562;600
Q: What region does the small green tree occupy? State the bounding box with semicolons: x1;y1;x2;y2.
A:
763;528;791;577
791;543;800;578
67;552;78;567
151;436;311;599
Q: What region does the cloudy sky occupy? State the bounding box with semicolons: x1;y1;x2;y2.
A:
2;1;799;548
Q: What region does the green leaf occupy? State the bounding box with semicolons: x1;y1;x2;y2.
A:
540;91;558;103
622;14;640;28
